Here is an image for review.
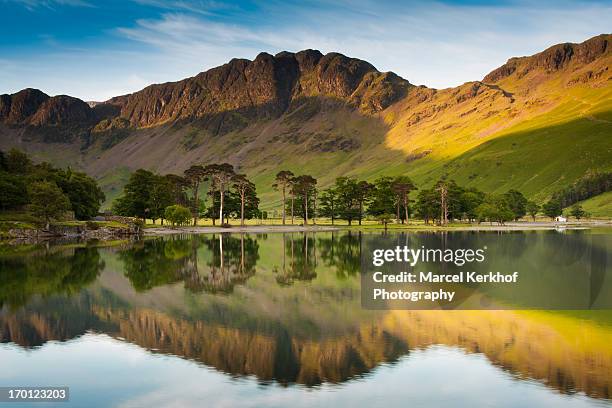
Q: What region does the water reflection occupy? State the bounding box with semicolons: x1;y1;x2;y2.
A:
275;234;318;285
0;245;104;309
119;234;259;293
318;231;362;279
0;231;611;402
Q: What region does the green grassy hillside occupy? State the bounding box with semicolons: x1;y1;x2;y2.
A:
576;192;612;218
407;113;612;201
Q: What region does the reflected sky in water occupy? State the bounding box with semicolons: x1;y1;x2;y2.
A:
1;335;607;408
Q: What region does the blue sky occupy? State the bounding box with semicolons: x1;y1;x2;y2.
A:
1;0;610;101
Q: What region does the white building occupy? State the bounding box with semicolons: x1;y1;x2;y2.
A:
555;216;567;222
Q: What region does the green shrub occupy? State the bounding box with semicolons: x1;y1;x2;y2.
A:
164;205;192;226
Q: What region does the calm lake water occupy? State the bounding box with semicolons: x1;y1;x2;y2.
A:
0;230;611;408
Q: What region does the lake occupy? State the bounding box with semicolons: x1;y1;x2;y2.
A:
1;230;611;407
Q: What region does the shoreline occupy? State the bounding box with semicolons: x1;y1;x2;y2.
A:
3;220;609;242
143;220;611;235
144;225;341;235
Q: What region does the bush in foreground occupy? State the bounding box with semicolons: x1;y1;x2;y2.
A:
164;205;192;227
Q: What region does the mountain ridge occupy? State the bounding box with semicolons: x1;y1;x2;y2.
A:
3;34;608;131
483;33;610;83
0;49;411;135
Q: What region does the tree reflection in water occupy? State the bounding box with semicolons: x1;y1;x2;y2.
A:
317;231;362;280
0;245;104;309
275;233;317;286
119;234;259;293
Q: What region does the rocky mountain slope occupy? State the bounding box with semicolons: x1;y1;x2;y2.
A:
0;50;409;135
0;34;610;208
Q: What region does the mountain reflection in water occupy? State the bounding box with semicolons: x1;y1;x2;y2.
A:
0;231;610;402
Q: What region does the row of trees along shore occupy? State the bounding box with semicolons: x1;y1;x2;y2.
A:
1;149;608;228
278;170;610;226
275;172;538;226
111;163;610;227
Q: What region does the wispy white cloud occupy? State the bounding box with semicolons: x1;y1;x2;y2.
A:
117;14;264;55
129;0;234;15
3;0;93;9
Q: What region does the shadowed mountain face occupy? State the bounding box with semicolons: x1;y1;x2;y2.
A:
107;50;410;129
0;35;610;206
0;50;410;133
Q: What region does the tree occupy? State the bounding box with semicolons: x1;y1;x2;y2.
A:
430;178;465;224
164;205;192;226
28;181;70;229
367;177;396;218
334;177;360;225
56;169;105;220
204;191;224;224
150;175;174;224
233;174;256;226
312;187;318;224
436;182;449;225
0;150;6;171
460;188;485;222
356;180;374;225
415;188;439;224
551;171;612;208
112;169;157;219
204;163;236;225
5;148;31;174
165;174;189;207
291;175;317;225
0;172;28;210
569;204;586;220
503;189;528;221
273;170;294;225
542;200;562;219
289;177;297;224
475;195;514;225
184;165;207;226
392;176;416;224
414;181;477;224
497;207;516;225
526;201;539;221
475;202;498;225
205;183;259;224
319;188;338;224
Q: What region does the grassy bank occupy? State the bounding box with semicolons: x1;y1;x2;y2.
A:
0;211;135;240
